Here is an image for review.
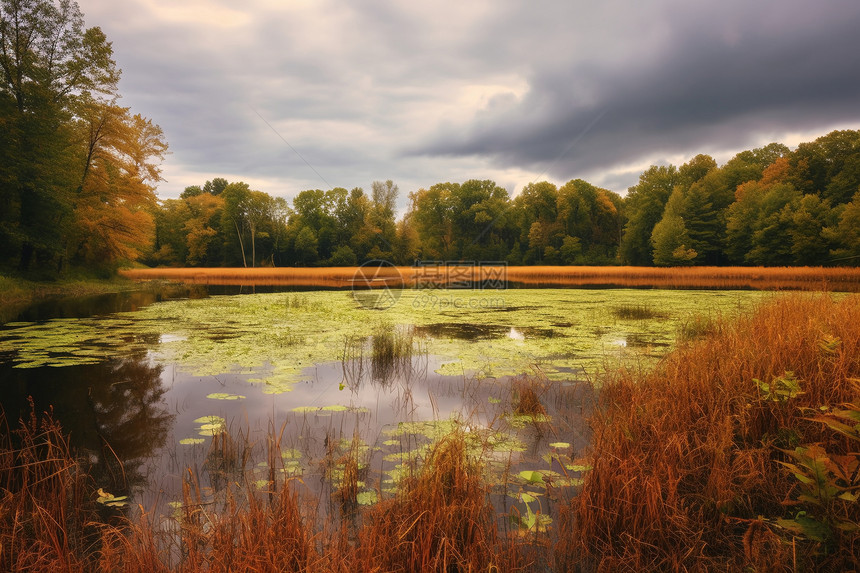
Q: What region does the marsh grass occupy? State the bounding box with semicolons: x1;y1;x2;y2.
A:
341;324;424;388
5;294;860;571
350;429;523;572
0;404;105;572
513;376;548;418
370;324;415;383
676;312;720;342
558;293;860;571
120;265;860;291
612;303;669;321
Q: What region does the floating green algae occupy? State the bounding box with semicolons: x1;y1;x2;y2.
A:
356;491;378;506
0;288;772;385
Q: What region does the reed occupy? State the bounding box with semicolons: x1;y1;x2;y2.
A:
120;265;860;291
558;293;860;571
612;303;667;321
347;429;522;572
0;403;103;572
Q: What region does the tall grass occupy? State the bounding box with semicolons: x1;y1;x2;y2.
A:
0;403;103;572
348;429;522;572
4;294;860;571
120;265;860;291
558;294;860;571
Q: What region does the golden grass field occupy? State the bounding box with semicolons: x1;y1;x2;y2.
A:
120;265;860;291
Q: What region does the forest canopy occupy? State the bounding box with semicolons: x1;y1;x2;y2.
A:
150;131;860;269
2;1;859;274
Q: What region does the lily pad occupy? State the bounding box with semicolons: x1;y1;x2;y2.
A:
206;392;245;400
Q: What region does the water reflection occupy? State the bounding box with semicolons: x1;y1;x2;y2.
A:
0;353;173;497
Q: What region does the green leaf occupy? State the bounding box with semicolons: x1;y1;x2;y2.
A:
775;516;831;542
519;470;544;484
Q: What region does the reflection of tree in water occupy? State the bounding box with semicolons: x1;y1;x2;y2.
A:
0;353;173;499
86;355;174;492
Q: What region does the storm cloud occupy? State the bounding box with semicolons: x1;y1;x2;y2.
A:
81;0;860;200
414;1;860;180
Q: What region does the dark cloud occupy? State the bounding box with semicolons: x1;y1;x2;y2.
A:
411;0;860;186
81;0;860;199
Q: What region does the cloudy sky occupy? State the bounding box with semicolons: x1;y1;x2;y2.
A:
80;0;860;207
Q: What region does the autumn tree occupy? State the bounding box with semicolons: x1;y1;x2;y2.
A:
68;97;166;266
0;0;167;272
0;0;121;270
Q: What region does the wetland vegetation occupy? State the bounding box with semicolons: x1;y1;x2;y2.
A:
2;282;859;571
3;0;859;569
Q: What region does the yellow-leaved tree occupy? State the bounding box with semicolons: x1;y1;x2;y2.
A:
69;96;167;267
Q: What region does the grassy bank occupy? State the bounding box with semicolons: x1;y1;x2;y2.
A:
2;294;859;571
562;293;860;571
0;274;138;320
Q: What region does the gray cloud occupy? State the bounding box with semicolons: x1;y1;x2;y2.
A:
81;0;860;199
412;0;860;187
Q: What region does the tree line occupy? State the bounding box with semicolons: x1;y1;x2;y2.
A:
3;2;859;275
148;129;860;268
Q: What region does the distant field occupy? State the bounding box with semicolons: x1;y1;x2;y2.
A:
119;265;860;291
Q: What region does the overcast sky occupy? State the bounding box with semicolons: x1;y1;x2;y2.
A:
80;0;860;206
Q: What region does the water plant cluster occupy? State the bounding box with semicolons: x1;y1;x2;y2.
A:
0;288;766;387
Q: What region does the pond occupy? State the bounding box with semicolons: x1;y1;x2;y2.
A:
0;285;772;529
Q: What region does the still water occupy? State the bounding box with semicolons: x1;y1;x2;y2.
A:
0;284;769;523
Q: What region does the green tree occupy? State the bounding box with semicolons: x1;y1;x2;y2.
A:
789;130;860;204
203;177;229;196
651;214;697;266
293;226;318;265
619;165;678;265
0;0;121;270
220;182;252;266
824;191;860;264
407;185;455;260
557;179;623;262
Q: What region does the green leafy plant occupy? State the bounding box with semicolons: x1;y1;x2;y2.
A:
776;392;860;542
755;371;804;402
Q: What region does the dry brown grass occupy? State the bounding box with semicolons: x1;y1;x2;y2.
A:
347;429;522;572
5;294;860;571
120;265;860;291
558;293;860;571
0;403;103;572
